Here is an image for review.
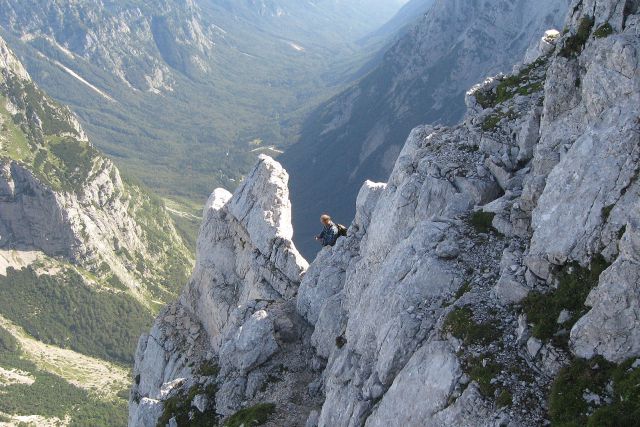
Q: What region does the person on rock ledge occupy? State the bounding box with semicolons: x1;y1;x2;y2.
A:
315;214;346;247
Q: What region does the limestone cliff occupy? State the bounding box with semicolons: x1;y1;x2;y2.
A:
131;0;640;425
130;156;316;426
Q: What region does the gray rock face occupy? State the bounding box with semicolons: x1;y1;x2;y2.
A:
181;156;307;350
572;217;640;362
130;156;318;426
281;0;570;260
131;0;640;425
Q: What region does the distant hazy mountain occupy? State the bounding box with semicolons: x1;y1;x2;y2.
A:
0;0;410;203
282;0;569;258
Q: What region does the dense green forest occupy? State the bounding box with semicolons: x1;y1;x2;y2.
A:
0;267;153;364
0;325;128;426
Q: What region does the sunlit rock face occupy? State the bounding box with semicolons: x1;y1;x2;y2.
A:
281;0;570;260
131;0;640;425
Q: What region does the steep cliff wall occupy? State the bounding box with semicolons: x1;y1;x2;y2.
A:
282;0;570;259
130;156;317;426
131;0;640;425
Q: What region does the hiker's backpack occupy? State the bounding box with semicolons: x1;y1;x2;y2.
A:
336;224;348;237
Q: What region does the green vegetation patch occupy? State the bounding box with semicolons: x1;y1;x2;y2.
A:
454;281;472;300
602;204;614;221
481;108;519;131
468;211;496;234
550;356;640;427
126;185;193;299
560;16;595;58
2;75;79;138
197;360;221;377
522;255;610;348
496;390;513;407
474;57;548;109
593;22;613;38
444;307;500;346
0;266;153;364
0;325;18;354
157;383;218;427
47;136;100;193
0;340;127;426
223;403;276;427
0;76;101;194
463;356;502;397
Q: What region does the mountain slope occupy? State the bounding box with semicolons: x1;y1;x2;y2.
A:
0;0;412;203
281;0;569;258
0;34;193;425
130;0;640;425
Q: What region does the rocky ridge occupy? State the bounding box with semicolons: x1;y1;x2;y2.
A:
131;0;640;425
0;0;215;92
130;156;318;426
281;0;570;259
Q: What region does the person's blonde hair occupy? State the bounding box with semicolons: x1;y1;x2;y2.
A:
320;214;331;223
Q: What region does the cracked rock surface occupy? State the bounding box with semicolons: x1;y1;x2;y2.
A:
131;0;640;425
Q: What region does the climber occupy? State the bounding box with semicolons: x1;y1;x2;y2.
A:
315;214;347;247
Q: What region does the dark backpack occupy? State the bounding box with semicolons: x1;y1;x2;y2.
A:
336;224;348;237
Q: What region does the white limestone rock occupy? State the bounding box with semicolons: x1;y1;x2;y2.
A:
364;341;461;427
525;0;640;276
571;218;640;362
181;155;308;351
219;310;279;374
130;156;314;426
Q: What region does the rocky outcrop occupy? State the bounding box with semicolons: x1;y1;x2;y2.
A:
132;0;640;425
281;0;570;259
130;156;318;426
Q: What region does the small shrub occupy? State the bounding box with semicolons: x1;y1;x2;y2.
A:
158;383;218;427
482;114;503;131
474;57;547;109
223;403;276;427
560;16;595;58
335;335;347;349
0;325;18;353
117;388;130;401
197;360;220;377
593;22;613;38
469;211;496;234
617;225;627;240
522;255;610;348
550;356;640;426
444;307;499;346
259;373;283;393
454;281;472;300
464;356;501;397
496;390;513;407
602;204;614;221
